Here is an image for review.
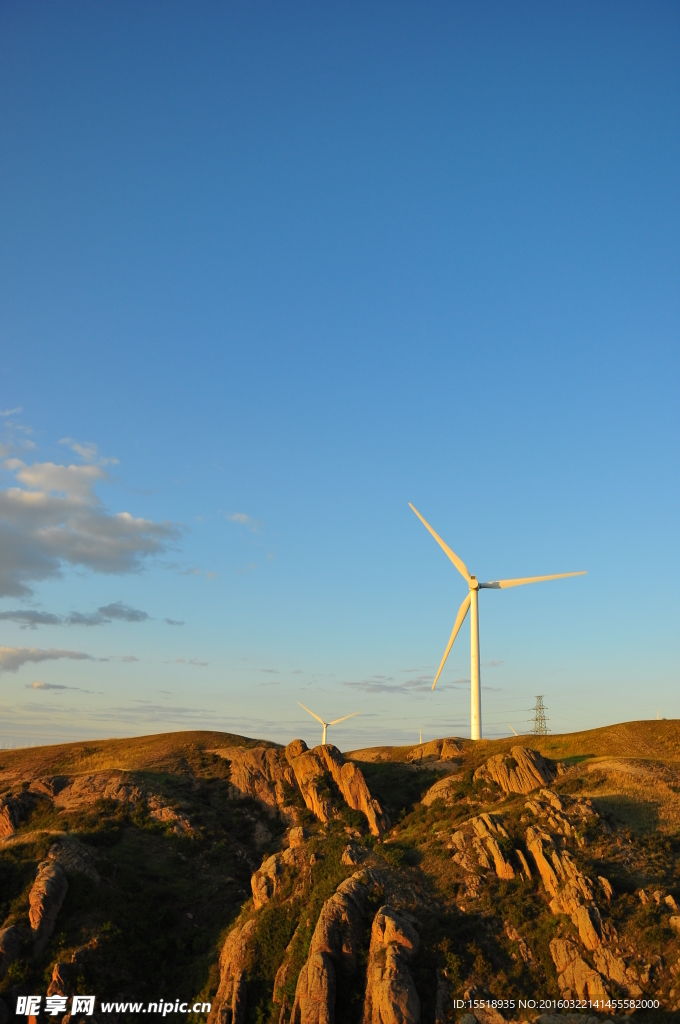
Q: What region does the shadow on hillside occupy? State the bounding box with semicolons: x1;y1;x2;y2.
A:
590;793;660;833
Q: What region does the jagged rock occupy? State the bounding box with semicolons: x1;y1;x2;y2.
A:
515;849;532;881
285;741;334;824
593;947;643;996
407;738;461;762
474;746;555;794
525;827;559;896
669;916;680;933
29;860;68;953
598;876;613;900
484;836;514;880
0;924;25;979
549;938;607;1001
208;918;257;1024
422;776;460;807
290;871;377;1023
285;742;388;838
48;838;100;883
362;906;420;1024
224;746;297;820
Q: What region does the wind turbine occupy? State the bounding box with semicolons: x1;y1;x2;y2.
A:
409;503;586;741
297;702;361;745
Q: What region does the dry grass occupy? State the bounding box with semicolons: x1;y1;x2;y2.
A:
0;729;271;784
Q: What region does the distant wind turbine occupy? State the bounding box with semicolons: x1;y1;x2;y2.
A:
297;702;360;745
409;503;586;741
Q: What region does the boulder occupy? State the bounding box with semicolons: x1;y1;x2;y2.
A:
29;860;68;953
422;776;460;807
362;906;420;1024
549;938;607;1002
474;747;555;794
208;917;257;1024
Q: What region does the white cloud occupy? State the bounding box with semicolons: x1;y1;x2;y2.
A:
0;646;95;673
0;408;22;417
0;454;181;597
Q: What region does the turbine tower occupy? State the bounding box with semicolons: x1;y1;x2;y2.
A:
297;702;360;745
409;503;586;741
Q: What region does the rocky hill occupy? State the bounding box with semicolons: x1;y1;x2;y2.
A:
0;722;678;1023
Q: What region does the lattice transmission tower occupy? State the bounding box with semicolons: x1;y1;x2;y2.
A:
531;695;549;736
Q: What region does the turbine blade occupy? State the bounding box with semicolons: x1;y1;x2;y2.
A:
297;701;326;726
479;571;587;589
432;592;471;690
328;711;361;726
409;504;471;582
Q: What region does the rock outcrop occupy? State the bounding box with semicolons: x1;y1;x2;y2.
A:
474;746;555;794
54;773;192;833
290;871;377;1024
593;946;643;997
449;814;514;881
0;790;40;837
549;938;607;1001
285;741;388;838
362;906;420;1024
407;738;461;763
29;860;68;953
251;846;307;909
208;917;257;1024
223;746;297;820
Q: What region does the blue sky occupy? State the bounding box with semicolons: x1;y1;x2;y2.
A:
0;2;678;748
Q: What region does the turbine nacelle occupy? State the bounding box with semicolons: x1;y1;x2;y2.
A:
297;702;361;746
409;503;586;740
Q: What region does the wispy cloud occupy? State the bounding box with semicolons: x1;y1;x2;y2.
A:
236;562;259;575
342;673;469;694
0;408;22;417
173;657;209;667
27;680;95;693
0;601;150;629
0;646;96;673
0;448;181;598
58;437;118;465
163;618;184;626
484;660;504;668
227;512;262;532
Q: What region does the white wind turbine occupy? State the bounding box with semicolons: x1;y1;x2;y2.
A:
297;702;361;746
410;503;586;741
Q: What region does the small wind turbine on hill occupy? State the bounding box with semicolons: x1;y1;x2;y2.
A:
409;503;586;741
297;702;360;745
